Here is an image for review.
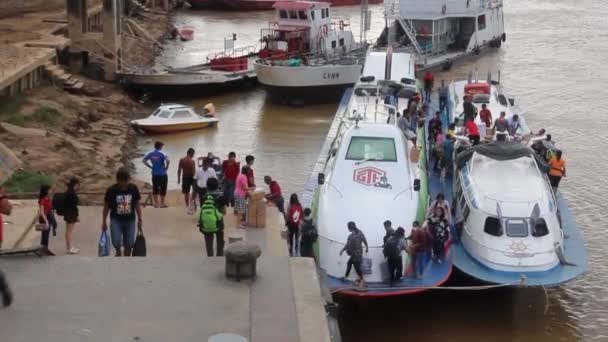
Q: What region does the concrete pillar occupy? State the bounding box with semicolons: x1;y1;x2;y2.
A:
103;0;122;81
67;0;88;40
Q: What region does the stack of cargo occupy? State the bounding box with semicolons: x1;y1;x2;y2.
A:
246;189;267;228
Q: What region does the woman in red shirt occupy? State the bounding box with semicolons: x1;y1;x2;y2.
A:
38;184;57;250
222;152;240;207
286;194;303;256
464;117;481;145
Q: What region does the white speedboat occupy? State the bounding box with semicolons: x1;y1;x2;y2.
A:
303;49;453;296
424;78;587;286
254;1;366;104
130;104;218;134
383;0;506;71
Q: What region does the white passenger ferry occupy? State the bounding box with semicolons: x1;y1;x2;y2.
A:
302;49;453;296
383;0;506;70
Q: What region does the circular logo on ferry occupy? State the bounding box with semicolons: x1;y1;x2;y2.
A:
509;241;528;252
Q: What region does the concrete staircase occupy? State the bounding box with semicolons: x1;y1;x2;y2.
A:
43;62;85;94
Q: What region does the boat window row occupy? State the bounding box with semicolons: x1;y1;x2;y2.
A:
279;10;308;20
477;15;486;31
483;217;550;237
346;137;397;162
319;8;330;19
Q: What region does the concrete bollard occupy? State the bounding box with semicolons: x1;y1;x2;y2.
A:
227;234;244;244
224;242;261;281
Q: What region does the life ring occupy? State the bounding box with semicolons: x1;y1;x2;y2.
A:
323;24;328;35
339;20;344;31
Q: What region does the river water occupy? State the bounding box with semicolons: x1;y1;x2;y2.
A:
134;0;608;340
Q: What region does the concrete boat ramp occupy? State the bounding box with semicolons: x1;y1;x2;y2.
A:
0;203;333;342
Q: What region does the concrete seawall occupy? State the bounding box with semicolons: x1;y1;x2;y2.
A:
0;0;64;18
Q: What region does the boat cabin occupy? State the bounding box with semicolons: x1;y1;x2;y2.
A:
385;0;505;57
450;78;529;138
452;142;563;272
258;1;355;60
353;50;418;113
149;104;208;120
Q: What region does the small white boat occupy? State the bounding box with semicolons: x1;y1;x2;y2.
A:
254;1;367;104
383;0;506;71
130;104;218;134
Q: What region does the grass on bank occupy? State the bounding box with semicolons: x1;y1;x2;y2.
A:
2;169;55;194
0;95;61;126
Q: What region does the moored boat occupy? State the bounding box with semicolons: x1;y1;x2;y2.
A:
301;49;453;297
382;0;506;71
118;45;258;93
425;78;587;286
130;104;219;134
213;0;382;11
254;1;366;104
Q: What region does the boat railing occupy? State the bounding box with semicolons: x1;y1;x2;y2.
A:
205;44;260;62
346;100;398;126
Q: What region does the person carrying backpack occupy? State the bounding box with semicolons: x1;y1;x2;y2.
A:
285;194;303;256
199;178;226;257
383;227;407;285
299;208;318;259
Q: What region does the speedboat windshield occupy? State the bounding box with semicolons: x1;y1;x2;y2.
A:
151;109;161;116
345;136;397;162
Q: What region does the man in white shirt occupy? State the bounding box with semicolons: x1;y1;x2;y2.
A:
194;158;217;206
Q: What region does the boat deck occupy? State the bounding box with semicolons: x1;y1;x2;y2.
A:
425;94;587;286
301;89;454;297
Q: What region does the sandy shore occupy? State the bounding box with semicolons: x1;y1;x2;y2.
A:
0;1;173;197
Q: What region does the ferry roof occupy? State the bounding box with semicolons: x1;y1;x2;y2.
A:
360;51;415;84
468;153;550;217
273;1;329;10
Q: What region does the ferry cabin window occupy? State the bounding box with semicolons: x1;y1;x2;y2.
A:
484;217;503;236
532;218;549;237
157;110;172;118
298;10;307;20
331;40;337;48
497;94;508;106
311;10;315;20
506;219;528;237
321;9;326;18
346;137;398;162
289;10;298;19
172;110;192;119
339;38;345;46
472;94;490;104
477;15;486;31
279;10;288;19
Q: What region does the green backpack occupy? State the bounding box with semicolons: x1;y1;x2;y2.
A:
199;195;223;233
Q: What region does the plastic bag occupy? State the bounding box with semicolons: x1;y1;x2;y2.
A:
132;229;146;257
98;231;110;257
